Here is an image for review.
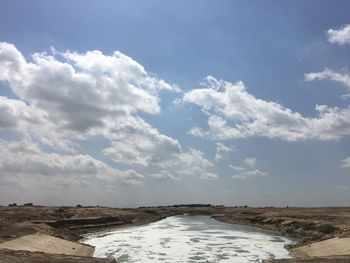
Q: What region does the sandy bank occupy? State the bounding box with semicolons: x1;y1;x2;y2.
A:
291;237;350;257
0;232;94;257
0;249;117;263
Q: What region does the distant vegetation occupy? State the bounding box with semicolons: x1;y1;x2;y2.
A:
138;204;254;209
8;203;34;207
140;204;214;209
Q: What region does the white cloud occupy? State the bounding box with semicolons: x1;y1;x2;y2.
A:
229;159;267;179
229;165;245;172
149;170;179;181
327;24;350;45
341;94;350;100
0;42;213;188
0;96;46;129
0;138;143;185
200;172;218;180
166;149;213;176
232;169;267;179
0;96;74;151
215;142;234;161
0;42;180;153
172;97;184;106
101;115;213;178
244;158;257;167
341;157;350;168
184;76;350;141
305;68;350;88
188;126;209;137
0;42;180;135
103;115;181;167
306;68;350;114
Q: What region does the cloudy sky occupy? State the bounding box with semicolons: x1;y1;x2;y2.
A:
0;1;350;207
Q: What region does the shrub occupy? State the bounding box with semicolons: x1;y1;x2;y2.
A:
76;204;82;208
317;224;337;234
23;203;33;206
8;203;17;207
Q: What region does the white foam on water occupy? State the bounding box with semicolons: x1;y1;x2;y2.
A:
81;215;295;262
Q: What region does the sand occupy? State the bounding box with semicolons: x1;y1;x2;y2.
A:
263;255;350;263
291;237;350;258
0;249;117;263
0;233;94;257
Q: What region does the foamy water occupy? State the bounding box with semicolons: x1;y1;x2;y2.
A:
81;215;294;262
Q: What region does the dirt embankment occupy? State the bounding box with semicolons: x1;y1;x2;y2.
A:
0;206;176;243
209;207;350;263
209;207;350;246
0;206;174;263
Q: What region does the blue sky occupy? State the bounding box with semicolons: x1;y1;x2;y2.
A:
0;1;350;207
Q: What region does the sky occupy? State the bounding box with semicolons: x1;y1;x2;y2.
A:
0;0;350;207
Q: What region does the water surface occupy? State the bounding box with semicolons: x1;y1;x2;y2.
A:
81;215;294;262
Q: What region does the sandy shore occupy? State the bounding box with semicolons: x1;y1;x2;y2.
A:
263;255;350;263
0;232;95;257
0;205;350;262
291;237;350;257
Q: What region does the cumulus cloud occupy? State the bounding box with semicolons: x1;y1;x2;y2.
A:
103;115;181;167
101;114;213;178
215;143;234;161
184;76;350;141
327;24;350;45
0;42;182;153
0;42;179;134
0;96;46;129
0;138;144;185
166;149;213;176
0;42;214;192
0;96;75;151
